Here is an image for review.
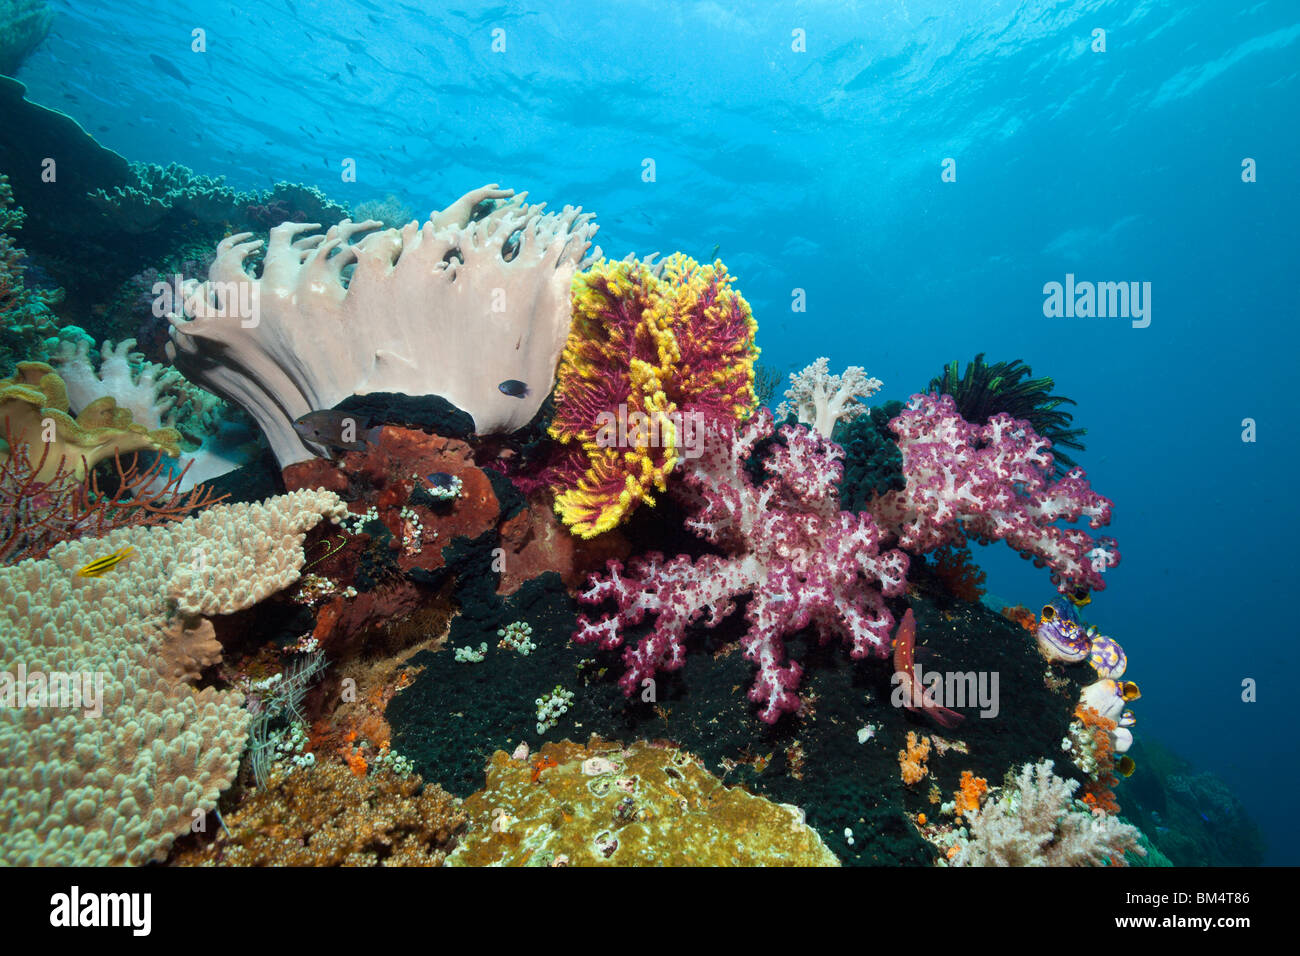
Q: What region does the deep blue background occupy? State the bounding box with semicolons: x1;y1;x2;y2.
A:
17;0;1299;862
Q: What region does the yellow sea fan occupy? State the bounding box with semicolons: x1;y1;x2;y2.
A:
550;254;758;537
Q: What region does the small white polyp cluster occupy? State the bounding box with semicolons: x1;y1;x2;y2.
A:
535;685;575;735
497;621;536;656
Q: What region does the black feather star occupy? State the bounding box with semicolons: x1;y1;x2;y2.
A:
927;353;1087;475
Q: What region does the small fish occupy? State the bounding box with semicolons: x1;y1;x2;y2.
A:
149;53;192;89
1116;755;1136;778
498;379;529;398
425;471;456;490
76;545;134;578
708;242;720;260
293;410;380;454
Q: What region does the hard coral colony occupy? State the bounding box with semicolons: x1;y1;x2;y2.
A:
1;152;1146;869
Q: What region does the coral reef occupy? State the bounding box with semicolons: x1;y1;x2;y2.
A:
447;738;838;866
0;488;345;864
0;1;52;75
548;253;758;537
167;185;598;466
575;410;908;723
242;181;350;230
929;354;1086;475
0;172;61;372
776;357;883;438
172;763;465;866
872;393;1119;593
88;162;244;234
388;535;1087;865
352;194;414;229
834;399;906;511
946;759;1144;866
0;436;225;565
0;361;180;481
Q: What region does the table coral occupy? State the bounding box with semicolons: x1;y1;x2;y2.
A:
167;184;597;466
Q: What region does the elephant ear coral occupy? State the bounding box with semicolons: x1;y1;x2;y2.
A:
549;254;758;538
166;184;598;467
0;361;180;482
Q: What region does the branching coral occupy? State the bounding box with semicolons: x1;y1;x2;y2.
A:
167;184;597;466
871;393;1119;593
574;410;908;723
947;760;1143;866
0;430;226;565
898;731;932;785
776;357;882;438
548;253;758;538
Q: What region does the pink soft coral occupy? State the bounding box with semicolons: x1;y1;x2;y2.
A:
574;410;909;723
871;393;1119;593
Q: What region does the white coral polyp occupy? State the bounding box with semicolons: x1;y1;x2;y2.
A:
166;185;599;466
777;356;883;438
50;336;180;430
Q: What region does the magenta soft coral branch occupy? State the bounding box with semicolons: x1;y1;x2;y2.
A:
871;393;1119;593
574;410;909;723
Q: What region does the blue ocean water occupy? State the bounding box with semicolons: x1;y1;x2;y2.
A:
13;0;1298;863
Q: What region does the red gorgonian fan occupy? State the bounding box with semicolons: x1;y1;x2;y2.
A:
0;427;227;565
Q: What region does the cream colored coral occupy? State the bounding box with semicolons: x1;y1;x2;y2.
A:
48;336;182;429
166;184;599;467
0;489;345;865
776;357;883;438
948;759;1144;867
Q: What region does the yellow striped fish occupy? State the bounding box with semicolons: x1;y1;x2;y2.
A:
75;545;134;578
